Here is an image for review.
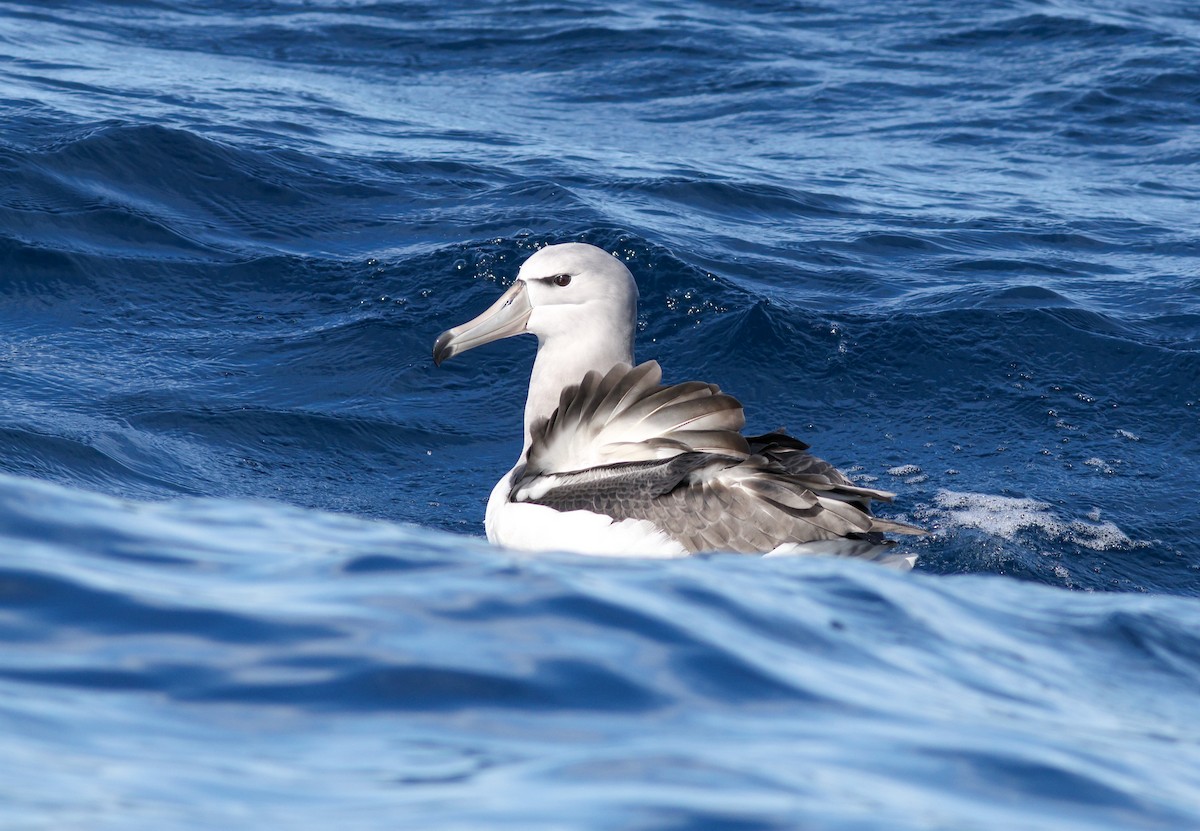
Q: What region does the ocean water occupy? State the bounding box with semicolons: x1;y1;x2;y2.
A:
1;0;1199;828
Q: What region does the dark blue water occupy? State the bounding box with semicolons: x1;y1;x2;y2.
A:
2;1;1199;827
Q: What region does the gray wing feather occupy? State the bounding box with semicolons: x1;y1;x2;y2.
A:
748;430;898;506
520;364;926;555
513;452;925;556
527;361;749;475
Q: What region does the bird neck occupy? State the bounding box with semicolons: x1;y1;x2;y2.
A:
521;325;634;457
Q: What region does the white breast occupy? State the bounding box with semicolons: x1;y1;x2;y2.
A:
485;468;687;558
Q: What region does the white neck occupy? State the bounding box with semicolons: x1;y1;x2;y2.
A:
520;320;635;457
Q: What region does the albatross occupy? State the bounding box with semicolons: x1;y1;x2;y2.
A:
433;242;925;567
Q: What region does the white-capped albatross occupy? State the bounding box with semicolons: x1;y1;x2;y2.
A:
433;242;925;567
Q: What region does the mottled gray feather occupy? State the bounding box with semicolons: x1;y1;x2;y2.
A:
527;360;747;475
519;363;926;555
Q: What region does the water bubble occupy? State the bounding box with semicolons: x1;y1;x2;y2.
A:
931;490;1138;551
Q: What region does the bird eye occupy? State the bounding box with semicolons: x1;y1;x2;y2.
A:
552;273;572;287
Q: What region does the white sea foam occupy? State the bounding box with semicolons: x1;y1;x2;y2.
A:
931;490;1137;551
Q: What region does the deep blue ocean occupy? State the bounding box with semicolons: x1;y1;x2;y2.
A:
2;1;1199;828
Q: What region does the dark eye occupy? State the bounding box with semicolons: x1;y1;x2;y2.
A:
552;273;572;287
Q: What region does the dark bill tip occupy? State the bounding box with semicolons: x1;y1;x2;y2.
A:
432;329;456;367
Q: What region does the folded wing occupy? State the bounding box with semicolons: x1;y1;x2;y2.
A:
515;361;925;555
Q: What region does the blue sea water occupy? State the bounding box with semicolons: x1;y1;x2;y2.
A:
1;0;1199;827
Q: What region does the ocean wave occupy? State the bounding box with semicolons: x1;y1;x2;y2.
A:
1;472;1198;827
3;0;1200;825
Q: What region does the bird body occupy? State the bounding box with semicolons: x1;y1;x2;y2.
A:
434;243;924;567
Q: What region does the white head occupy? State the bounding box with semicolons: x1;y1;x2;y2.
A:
433;242;639;366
